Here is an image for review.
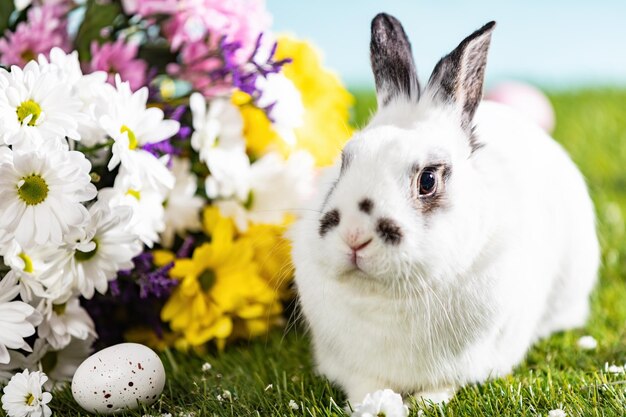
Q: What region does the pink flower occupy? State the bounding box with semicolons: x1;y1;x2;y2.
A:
0;4;70;67
167;39;232;97
121;0;178;17
89;39;148;91
164;0;271;63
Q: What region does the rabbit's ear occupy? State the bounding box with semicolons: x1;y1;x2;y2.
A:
427;21;495;135
370;13;420;107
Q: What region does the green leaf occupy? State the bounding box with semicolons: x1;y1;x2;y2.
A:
0;0;15;35
75;0;122;60
137;43;177;73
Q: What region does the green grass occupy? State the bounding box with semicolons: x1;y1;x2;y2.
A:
20;90;626;416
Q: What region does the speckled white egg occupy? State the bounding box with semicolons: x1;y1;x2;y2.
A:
71;343;166;414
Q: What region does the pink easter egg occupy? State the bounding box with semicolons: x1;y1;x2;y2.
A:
485;82;556;133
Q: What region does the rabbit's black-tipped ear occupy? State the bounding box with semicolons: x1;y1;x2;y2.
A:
370;13;420;107
427;21;495;134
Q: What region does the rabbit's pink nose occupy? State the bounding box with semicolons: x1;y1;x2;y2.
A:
348;237;373;252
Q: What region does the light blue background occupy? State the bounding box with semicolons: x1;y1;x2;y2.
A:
267;1;626;89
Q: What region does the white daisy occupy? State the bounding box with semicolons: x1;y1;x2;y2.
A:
38;48;109;147
161;158;203;248
217;151;314;231
38;199;143;300
351;389;408;417
190;93;251;201
548;409;567;417
0;147;97;247
255;72;304;146
0;274;42;364
1;369;52;417
100;76;178;193
190;93;245;163
0;60;84;150
288;399;299;410
203;146;251;202
36;297;96;351
2;240;51;302
98;171;166;248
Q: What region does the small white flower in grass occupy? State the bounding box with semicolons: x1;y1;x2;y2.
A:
577;335;597;350
98;171;166;248
1;369;52;417
0;273;42;364
604;363;624;374
0;60;84;150
190;93;251;202
255;72;304;146
36;298;96;350
222;390;232;400
161;158;203;248
217;151;314;231
548;409;567;417
0;147;97;247
289;399;299;410
38;199;143;301
201;362;212;372
351;389;408;417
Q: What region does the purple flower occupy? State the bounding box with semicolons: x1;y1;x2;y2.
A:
83;251;178;349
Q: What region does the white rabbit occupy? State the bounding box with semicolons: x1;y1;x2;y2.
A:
290;13;599;406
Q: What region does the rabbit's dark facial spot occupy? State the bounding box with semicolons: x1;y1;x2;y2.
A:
319;209;341;237
376;218;403;245
358;198;374;214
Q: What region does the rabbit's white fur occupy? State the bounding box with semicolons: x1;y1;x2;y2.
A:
290;74;598;406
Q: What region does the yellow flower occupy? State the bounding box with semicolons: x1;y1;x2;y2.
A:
124;327;178;352
239;221;294;297
276;36;354;166
232;91;289;159
234;38;353;166
161;207;282;347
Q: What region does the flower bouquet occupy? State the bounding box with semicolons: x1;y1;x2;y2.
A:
0;0;352;411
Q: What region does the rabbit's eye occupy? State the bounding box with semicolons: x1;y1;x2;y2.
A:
418;169;437;196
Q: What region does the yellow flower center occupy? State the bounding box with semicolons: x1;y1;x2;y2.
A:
16;100;42;126
52;303;66;315
199;269;216;291
25;393;35;406
17;174;49;205
19;252;34;273
75;240;98;262
126;189;141;200
120;125;138;149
